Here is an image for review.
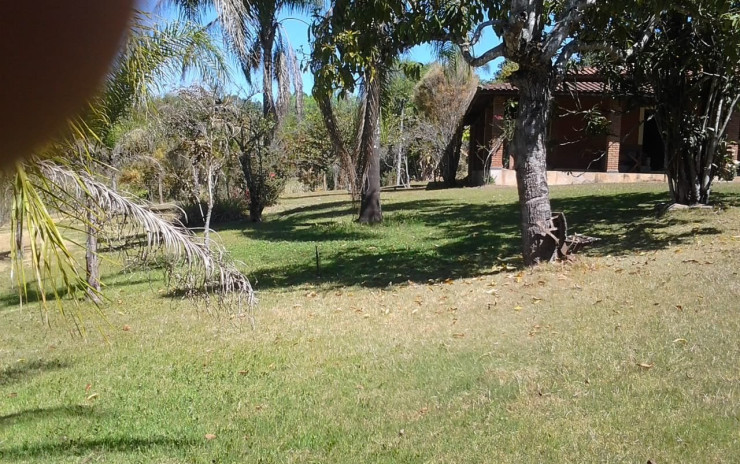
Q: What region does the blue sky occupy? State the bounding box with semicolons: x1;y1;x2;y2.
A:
141;1;503;96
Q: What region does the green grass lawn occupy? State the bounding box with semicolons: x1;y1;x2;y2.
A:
1;182;739;463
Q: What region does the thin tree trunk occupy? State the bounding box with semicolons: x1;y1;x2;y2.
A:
261;31;276;120
358;73;383;224
396;105;405;186
85;199;101;302
158;173;164;204
316;92;359;200
203;163;214;248
511;73;557;265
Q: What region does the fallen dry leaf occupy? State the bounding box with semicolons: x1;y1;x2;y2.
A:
205;434;217;440
122;325;131;332
637;363;655;369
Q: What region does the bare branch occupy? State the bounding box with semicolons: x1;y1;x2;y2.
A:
458;42;505;68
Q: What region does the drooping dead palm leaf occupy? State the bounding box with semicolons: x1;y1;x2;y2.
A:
14;160;255;315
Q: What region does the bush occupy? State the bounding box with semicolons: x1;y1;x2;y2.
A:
178;197;249;227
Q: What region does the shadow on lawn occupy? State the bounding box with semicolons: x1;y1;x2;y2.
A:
229;188;735;290
0;359;71;387
0;405;101;426
0;435;192;460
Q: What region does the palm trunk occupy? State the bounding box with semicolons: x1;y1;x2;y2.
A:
358;73;382;224
511;73;557;265
261;31;276;120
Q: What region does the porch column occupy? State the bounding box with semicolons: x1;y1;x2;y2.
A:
727;111;739;161
490;97;506;168
605;104;622;172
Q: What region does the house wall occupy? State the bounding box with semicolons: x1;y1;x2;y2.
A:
548;96;609;171
468;113;487;183
617;108;643;172
728;111;739;161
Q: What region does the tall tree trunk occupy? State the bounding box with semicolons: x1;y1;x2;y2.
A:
358;73;382;224
261;30;276;120
203;164;214;248
396;105;405;186
158;172;164;204
441;124;464;187
85;199;101;302
511;73;557;265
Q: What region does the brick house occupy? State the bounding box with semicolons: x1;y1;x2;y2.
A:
463;69;740;185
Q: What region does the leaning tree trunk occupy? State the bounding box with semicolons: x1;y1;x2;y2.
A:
511;73;558;265
358;73;383;224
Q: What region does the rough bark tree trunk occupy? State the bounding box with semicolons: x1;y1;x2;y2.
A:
511;72;557;265
441;124;464;187
358;73;383;224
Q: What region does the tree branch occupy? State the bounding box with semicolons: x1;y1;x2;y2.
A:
542;0;599;61
458;42;505;68
554;14;658;75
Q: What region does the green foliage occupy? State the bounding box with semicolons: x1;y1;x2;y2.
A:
280;95;360;190
310;0;474;97
492;60;519;83
592;0;740;204
178;196;250;226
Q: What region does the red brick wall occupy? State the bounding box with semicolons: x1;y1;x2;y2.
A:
728;111;740;161
489;97;506;168
548;96;609;171
620;108;641;146
606;103;622;172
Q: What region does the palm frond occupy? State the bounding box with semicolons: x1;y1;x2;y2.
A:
29;160;256;309
66;12;228;148
11;163;104;332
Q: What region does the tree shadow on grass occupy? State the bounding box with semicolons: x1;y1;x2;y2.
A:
0;405;102;426
0;436;192;461
0;359;71;387
235;188;726;291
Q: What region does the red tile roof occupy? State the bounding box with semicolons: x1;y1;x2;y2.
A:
480;69;610;95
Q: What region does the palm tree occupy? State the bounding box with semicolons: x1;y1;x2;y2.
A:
10;13;255;330
166;0;315;123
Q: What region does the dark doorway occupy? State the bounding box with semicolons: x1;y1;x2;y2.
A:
642;110;664;172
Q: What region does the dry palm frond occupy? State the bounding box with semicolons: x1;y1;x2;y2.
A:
12;160;256;326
